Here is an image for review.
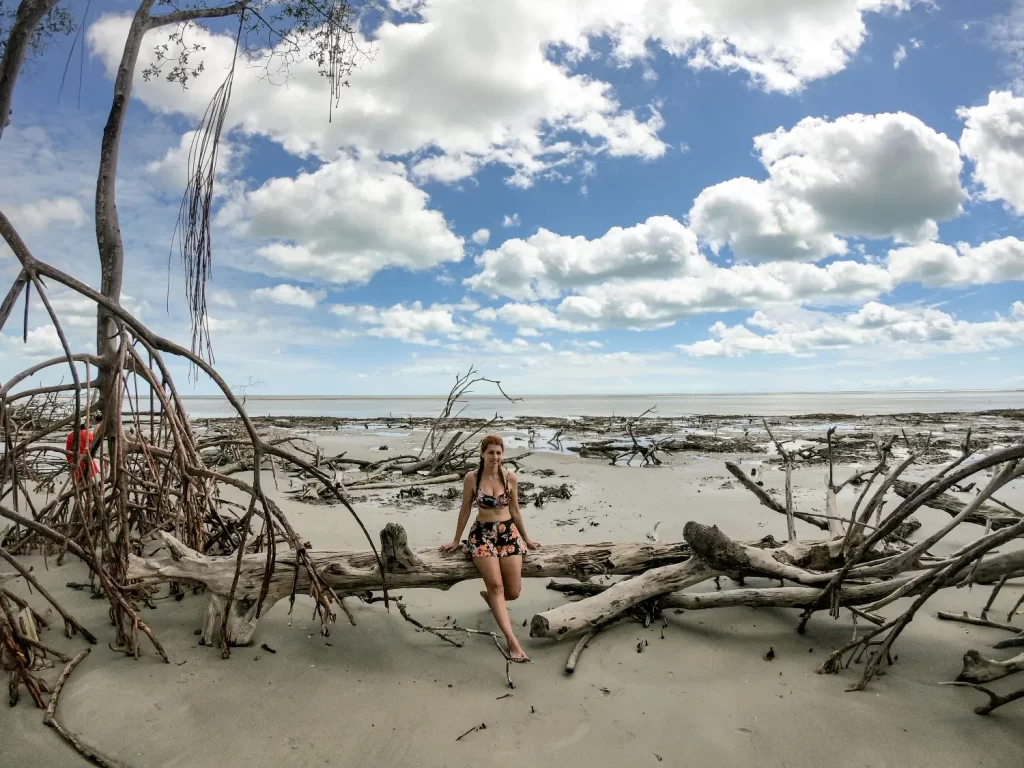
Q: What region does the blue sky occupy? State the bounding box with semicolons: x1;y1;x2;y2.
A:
1;0;1023;396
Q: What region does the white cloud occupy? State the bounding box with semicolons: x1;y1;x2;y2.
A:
476;302;592;332
502;213;521;228
468;216;703;300
678;302;1024;358
471;228;491;246
5;197;87;232
86;7;666;188
558;259;895;330
217;154;463;284
1013;301;1024;319
387;347;697;389
211;290;237;308
893;44;907;69
0;325;63;358
252;284;326;309
87;2;918;190
874;375;936;388
331;301;489;345
689;112;966;262
147;130;243;189
465;196;1023;333
887;238;1024;286
958;91;1024;215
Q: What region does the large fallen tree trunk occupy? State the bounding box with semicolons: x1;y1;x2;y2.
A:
531;521;1024;640
530;523;846;639
126;523;693;646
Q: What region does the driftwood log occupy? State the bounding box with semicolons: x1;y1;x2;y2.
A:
126;523;693;646
956;649;1024;684
530;523;845;639
530;521;1024;640
890;480;1022;529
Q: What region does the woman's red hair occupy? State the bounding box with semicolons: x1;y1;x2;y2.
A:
480;434;504;453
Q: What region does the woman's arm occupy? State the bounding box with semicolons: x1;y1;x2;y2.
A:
507;472;540;549
440;473;475;551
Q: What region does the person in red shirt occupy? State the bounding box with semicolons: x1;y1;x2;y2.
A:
65;427;99;484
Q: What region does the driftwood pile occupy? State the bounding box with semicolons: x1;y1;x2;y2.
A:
121;426;1024;715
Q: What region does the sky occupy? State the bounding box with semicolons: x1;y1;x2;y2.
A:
1;0;1024;397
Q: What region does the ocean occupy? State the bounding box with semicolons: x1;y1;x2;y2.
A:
180;390;1024;420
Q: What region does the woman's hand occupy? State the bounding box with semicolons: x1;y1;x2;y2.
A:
525;538;541;551
439;540;460;553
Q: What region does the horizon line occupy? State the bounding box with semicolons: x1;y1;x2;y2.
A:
179;388;1024;400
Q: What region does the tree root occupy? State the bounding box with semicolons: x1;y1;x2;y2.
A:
939;681;1024;715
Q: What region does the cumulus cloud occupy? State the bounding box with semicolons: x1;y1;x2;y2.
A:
678;302;1024;357
331;301;489;346
464;197;1024;333
217;154;463;284
5;197;87;232
502;213;521;228
0;325;63;358
87;1;914;188
86;5;666;188
1014;301;1024;319
471;228;491;246
468;216;703;300
476;302;593;332
252;284;326;308
887;238;1024;286
958;91;1024;215
689;112;966;262
147;130;243;189
557;259;894;330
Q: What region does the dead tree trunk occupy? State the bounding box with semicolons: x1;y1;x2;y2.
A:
530;519;1024;641
126;523;693;646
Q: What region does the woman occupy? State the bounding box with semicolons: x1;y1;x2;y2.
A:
440;435;540;661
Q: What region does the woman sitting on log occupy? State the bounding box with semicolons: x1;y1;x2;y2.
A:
440;434;540;661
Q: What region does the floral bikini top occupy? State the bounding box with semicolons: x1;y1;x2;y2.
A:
476;468;510;510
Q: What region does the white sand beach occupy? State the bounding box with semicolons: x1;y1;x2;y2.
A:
4;419;1024;768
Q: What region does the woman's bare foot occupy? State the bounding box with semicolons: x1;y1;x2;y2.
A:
506;638;530;662
480;589;491;608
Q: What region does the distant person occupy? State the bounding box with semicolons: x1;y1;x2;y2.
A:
65;425;99;485
440;434;540;662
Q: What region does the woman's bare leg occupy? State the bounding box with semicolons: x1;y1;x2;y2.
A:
473;556;528;660
499;555;522;601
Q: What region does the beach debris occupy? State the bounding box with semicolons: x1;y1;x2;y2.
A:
455;723;487;742
646;522;661;543
763;647;775;661
525;432;1024;712
260;643;277;654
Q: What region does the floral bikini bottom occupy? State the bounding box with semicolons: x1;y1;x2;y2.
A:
465;519;526;558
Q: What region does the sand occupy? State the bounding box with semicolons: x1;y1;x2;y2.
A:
4;428;1024;768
